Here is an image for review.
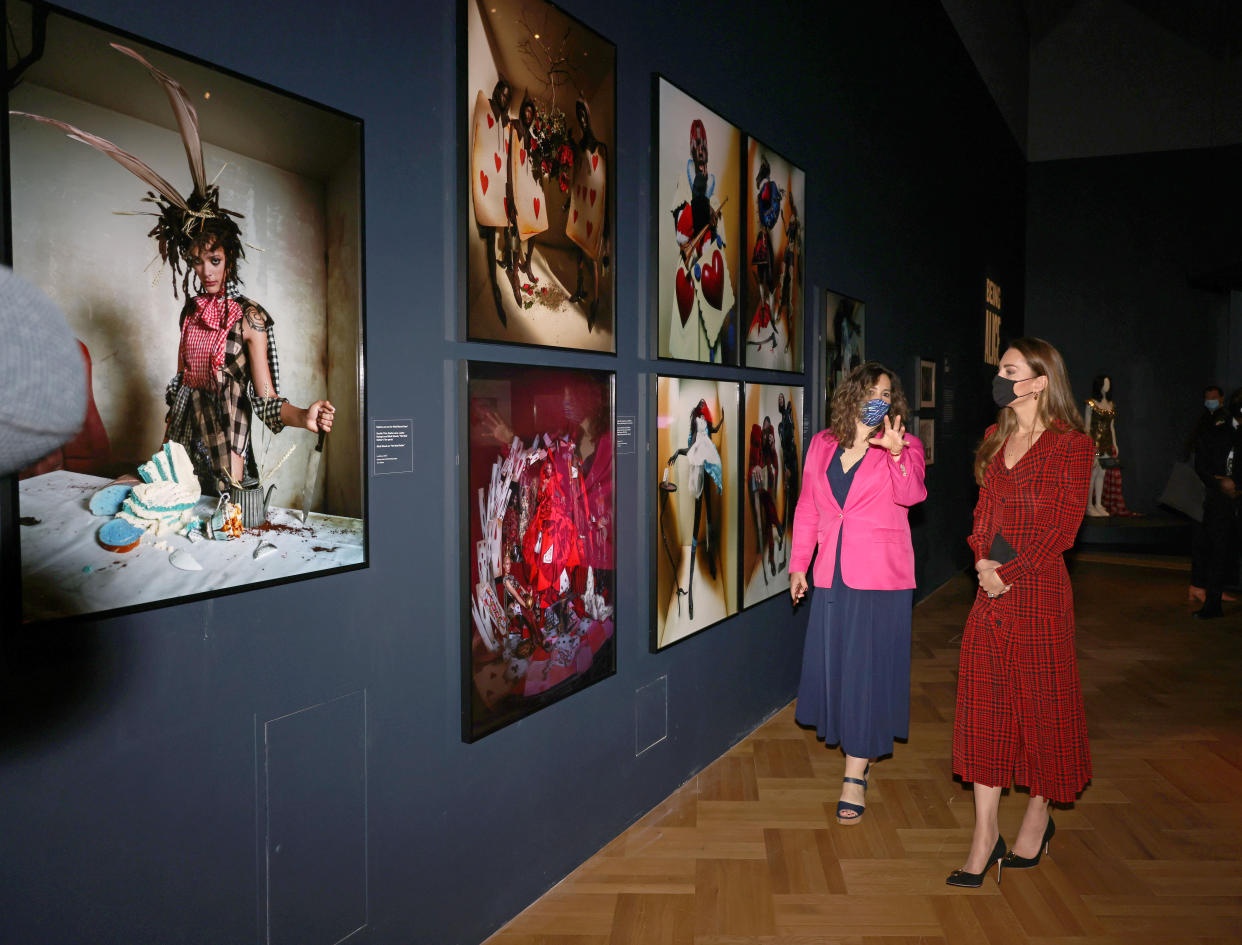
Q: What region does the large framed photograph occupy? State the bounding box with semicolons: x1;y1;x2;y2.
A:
462;0;615;353
822;289;865;418
463;361;616;741
655;76;741;365
6;3;365;622
742;139;804;372
741;383;803;608
652;375;739;649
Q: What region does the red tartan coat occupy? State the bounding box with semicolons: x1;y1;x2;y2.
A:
952;424;1094;803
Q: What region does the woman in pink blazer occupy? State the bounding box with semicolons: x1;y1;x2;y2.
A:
790;361;926;824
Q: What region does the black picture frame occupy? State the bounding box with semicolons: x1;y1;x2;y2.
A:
461;360;617;741
652;74;743;367
650;373;741;651
738;382;803;610
3;0;368;624
459;0;617;355
741;137;805;373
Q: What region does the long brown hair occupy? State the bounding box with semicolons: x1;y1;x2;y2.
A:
974;337;1085;483
830;361;910;448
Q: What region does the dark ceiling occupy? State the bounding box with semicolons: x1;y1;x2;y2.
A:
1024;0;1242;59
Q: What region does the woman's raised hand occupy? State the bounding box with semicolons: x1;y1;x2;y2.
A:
867;414;905;453
790;571;808;604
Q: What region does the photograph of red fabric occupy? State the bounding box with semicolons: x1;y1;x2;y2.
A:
465;361;616;740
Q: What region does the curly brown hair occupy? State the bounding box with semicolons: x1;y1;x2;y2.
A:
830;361;910;448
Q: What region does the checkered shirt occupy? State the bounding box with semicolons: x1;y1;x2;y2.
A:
165;295;286;492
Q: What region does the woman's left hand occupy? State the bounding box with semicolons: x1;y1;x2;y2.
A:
305;400;335;434
867;414;905;453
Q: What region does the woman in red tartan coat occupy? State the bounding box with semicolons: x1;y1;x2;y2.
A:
948;338;1093;888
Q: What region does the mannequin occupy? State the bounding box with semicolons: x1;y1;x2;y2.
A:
1088;375;1140;516
1084;375;1118;517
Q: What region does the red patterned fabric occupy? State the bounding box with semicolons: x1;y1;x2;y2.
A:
179;295;242;390
1103;466;1134;515
953;425;1094;804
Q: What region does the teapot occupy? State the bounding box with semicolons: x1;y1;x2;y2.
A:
229;478;276;528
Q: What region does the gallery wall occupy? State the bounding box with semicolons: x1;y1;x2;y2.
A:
1025;145;1242;512
0;2;1024;944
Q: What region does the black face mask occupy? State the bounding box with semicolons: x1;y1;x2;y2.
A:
993;374;1038;408
993;375;1019;407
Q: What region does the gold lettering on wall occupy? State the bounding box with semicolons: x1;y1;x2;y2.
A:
983;278;1002;366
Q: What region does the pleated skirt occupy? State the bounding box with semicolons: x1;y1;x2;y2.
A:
794;577;913;759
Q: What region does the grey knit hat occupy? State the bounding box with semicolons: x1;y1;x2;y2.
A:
0;266;86;476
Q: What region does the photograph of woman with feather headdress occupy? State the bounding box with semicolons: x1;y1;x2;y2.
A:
6;3;365;621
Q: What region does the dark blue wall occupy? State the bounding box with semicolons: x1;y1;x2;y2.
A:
0;1;1024;943
1026;147;1242;512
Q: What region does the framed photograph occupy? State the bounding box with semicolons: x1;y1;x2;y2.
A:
6;3;366;622
652;375;739;649
822;289;865;417
462;0;616;353
741;383;802;608
742;139;804;372
917;418;935;466
655;76;742;365
917;358;936;409
463;361;616;741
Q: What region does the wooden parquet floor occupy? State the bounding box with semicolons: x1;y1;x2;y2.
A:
484;561;1242;945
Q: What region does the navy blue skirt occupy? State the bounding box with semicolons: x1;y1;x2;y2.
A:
794;454;913;758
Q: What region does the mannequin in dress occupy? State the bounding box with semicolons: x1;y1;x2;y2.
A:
1084;375;1117;517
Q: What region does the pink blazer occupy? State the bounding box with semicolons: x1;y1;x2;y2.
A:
789;429;927;590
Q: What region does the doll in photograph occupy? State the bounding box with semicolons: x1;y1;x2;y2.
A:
470;78;515;322
778;391;799;529
1084;375;1136;516
667;119;735;362
12;44;334;495
779;194;801;348
666;398;725;618
748;421;781;580
748;156;783;352
564;98;609;330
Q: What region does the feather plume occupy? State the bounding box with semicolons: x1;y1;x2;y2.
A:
10;111;189;211
109;44;206;196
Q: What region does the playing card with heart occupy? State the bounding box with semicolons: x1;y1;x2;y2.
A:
470;89;508;228
510;127;548;240
566;142;606;260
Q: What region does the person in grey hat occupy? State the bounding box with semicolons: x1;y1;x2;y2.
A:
0;265;86;477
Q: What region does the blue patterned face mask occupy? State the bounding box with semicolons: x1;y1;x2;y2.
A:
860;398;889;427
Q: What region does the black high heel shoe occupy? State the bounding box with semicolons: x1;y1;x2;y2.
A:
945;835;1006;888
1002;817;1055;869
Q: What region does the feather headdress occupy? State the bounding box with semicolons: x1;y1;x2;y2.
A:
11;43;244;297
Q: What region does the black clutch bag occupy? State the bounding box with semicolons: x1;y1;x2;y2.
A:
1099;456;1121;469
989;532;1017;565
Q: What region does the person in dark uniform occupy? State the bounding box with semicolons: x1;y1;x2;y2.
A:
1188;385;1229;602
1192;388;1242;619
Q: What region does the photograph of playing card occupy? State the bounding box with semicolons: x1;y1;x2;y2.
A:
463;0;616;353
742;139;804;372
655;77;742;365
